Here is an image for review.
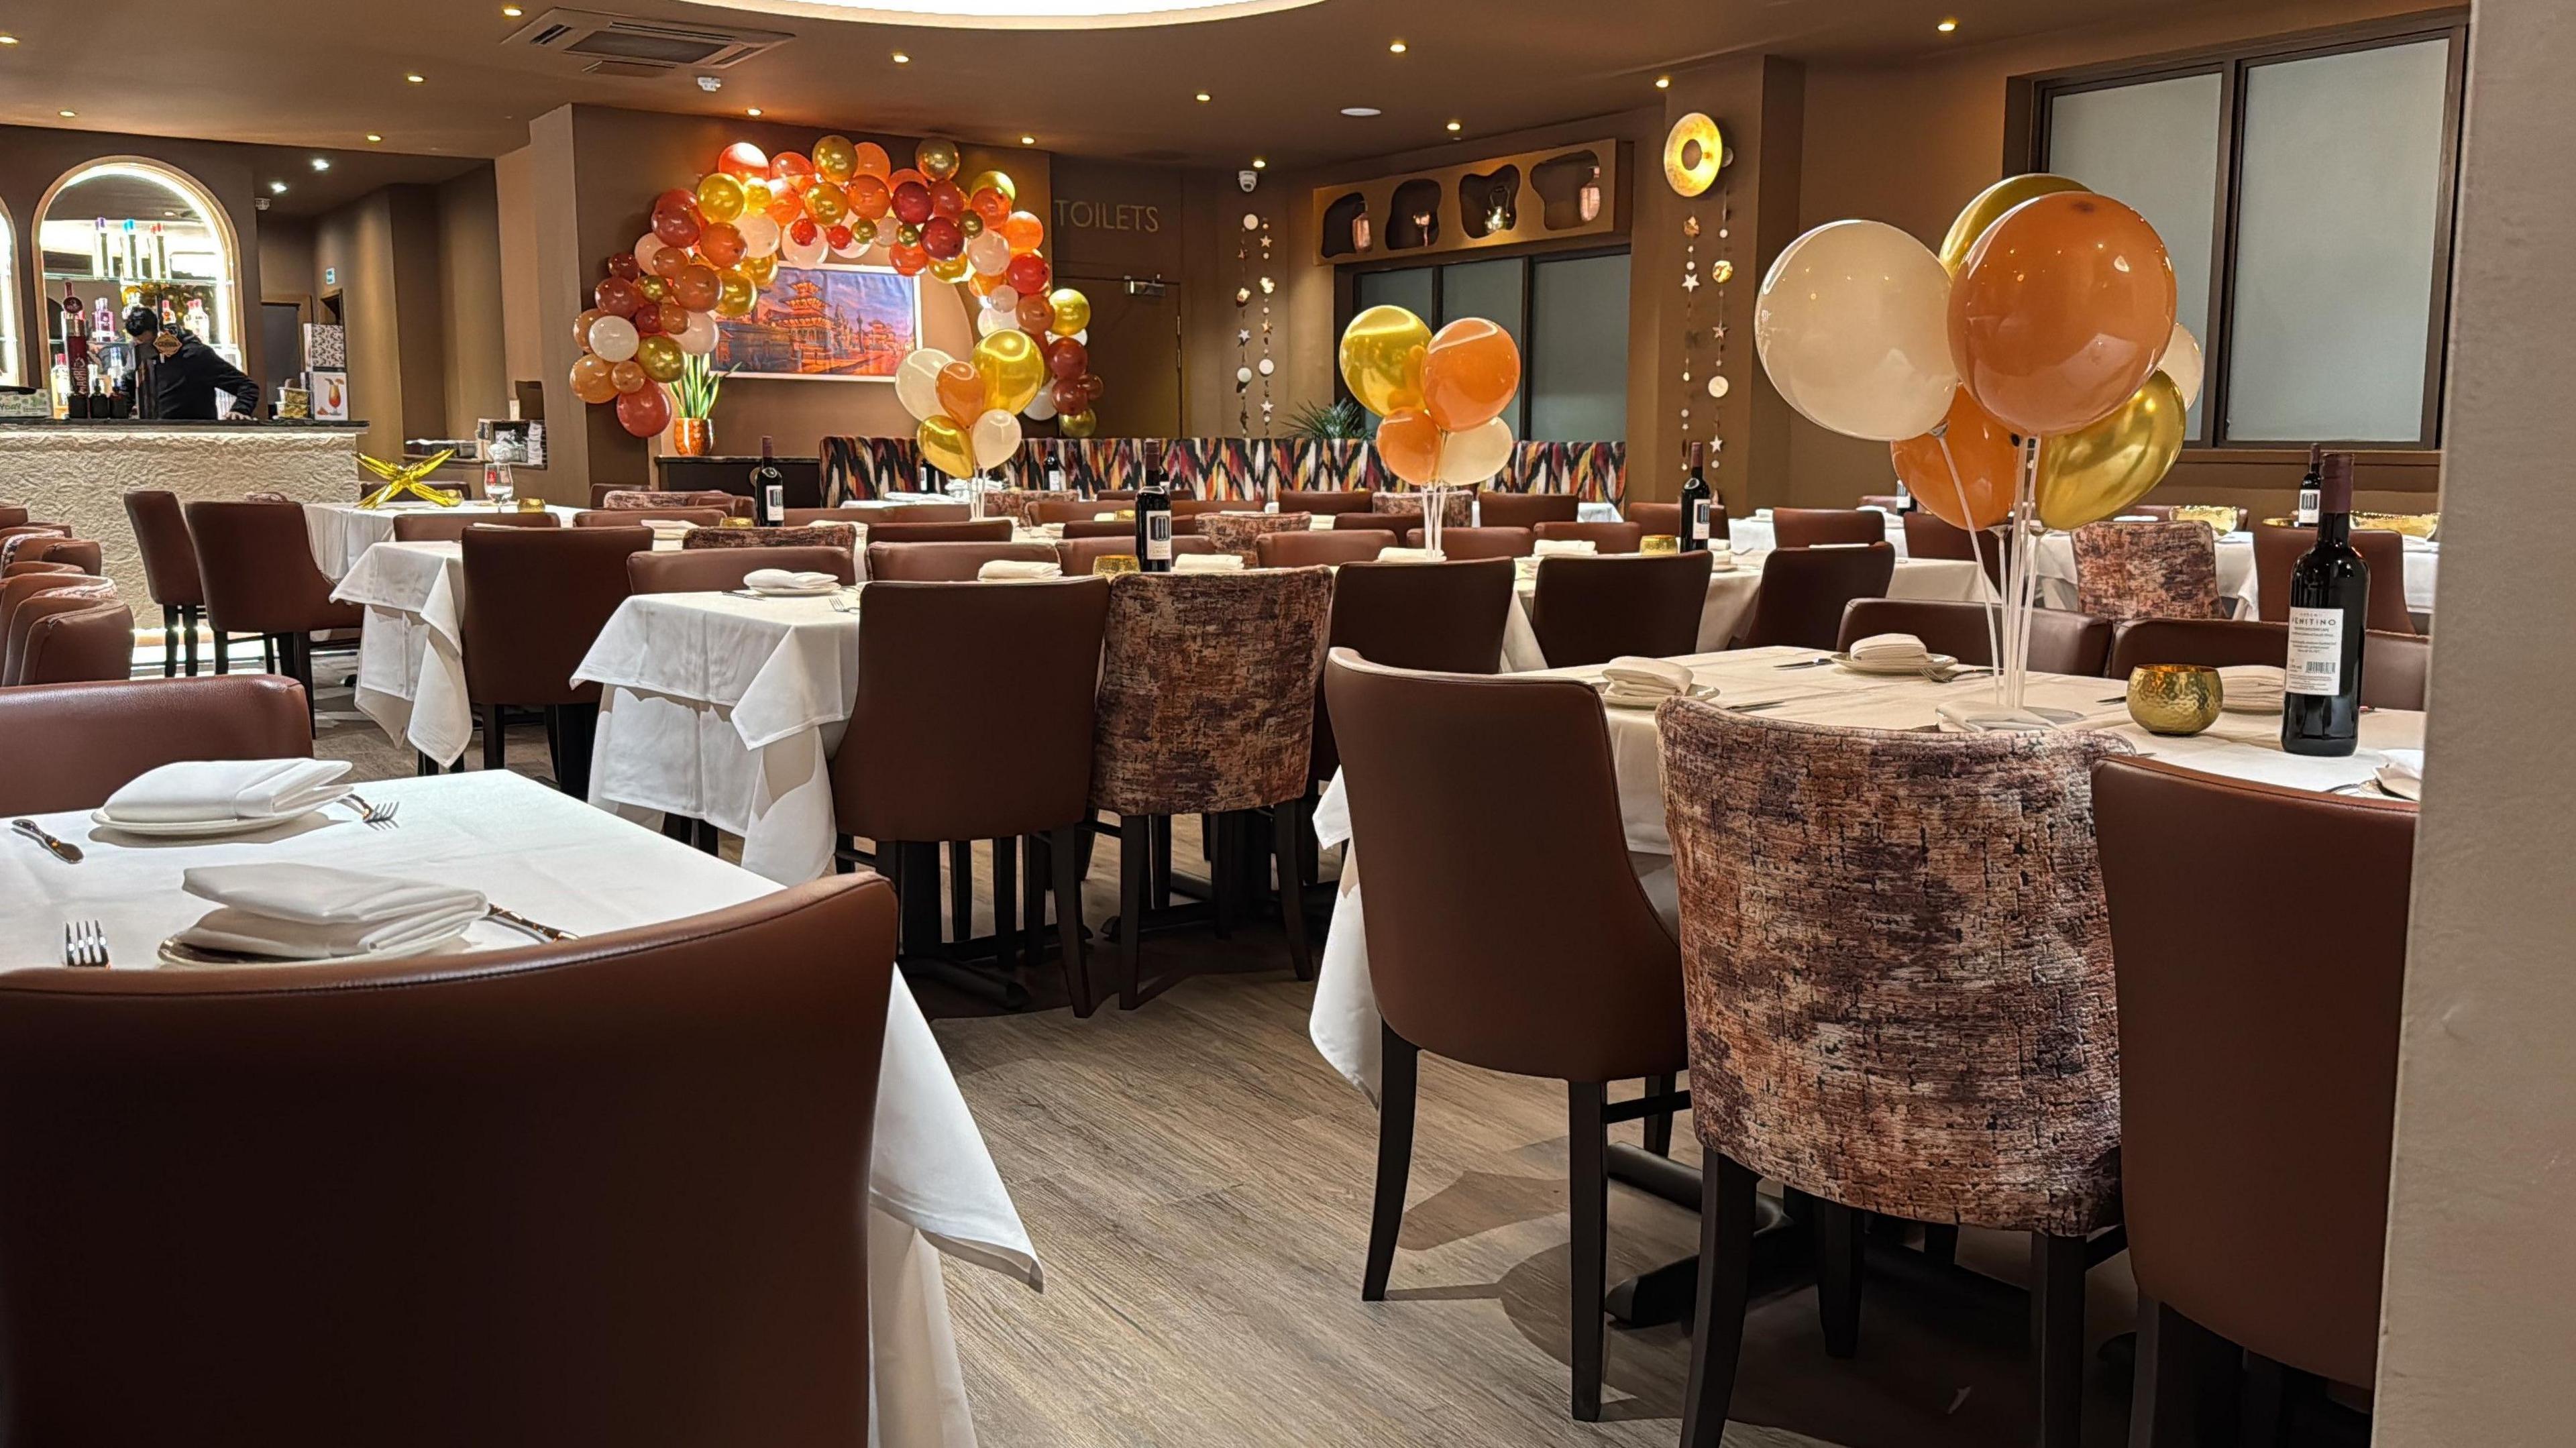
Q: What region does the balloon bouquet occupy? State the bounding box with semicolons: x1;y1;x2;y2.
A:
1336;304;1523;547
1756;175;2196;715
572;133;1108;477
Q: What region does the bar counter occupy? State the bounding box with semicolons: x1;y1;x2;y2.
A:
0;420;368;613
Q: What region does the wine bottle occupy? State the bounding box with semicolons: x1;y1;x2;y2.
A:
2296;443;2324;527
2282;452;2369;757
1134;442;1173;572
1678;441;1713;553
751;435;785;524
1045;456;1066;492
61;283;91;414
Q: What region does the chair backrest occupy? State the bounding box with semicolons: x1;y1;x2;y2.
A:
0;526;67;572
1061;518;1135;539
1256;531;1387;568
2251;522;2415;632
1403;525;1532;559
877;502;976;522
1839;598;2112;676
460;525;649;706
835;579;1111;841
1330;512;1413;535
1326;651;1684;1080
0;875;895;1448
1477;492;1581;528
1371;490;1474;525
11;537;103;575
0;674;313;815
1773;508;1887;549
391;512;561;543
1900;510;1982;562
678;523;861;553
1198;512;1315;561
122;490;205;608
7;598;134;687
1658;699;2125;1235
1625;501;1695;539
1091;569;1334;815
626;545;856;594
0;572;105;646
1055;535;1215;574
2094;757;2412;1387
861;519;1015;545
864;541;1059;582
0;504;25;529
575;508;728;528
599;488;751;518
2072;519;2224;622
2104;618;2428;710
1313;559;1515;779
1532;520;1646;554
1735;541;1896;650
2361;630;2430;711
180;501;346;636
1169;497;1233;517
1278;488;1375;516
1032;498;1124;525
1530;552;1715;667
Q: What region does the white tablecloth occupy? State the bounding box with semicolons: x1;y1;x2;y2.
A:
1497;552;1990;671
0;769;1035;1448
333;540;476;766
304;502;582;581
575;590;863;886
2027;528;2435;617
1721;508;1906;557
1309;645;2428;1095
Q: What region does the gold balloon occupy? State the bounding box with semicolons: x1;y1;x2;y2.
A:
1047;287;1091;337
813;133;859;183
918;414;975;479
742;179;775;216
2037;372;2187;531
963;169;1016;205
743;253;779;287
916;138;961;182
1662;112;1723;198
957;211;983;238
635;332;685;384
804;180;849;225
1938;172;2090;274
1338;303;1431;417
696;171;747;224
928;254;972;283
637;274;669;303
972;328;1048;414
715;266;757;319
1057;407;1097;439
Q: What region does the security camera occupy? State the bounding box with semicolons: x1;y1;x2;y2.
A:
1238;169;1259;194
696;74;724;93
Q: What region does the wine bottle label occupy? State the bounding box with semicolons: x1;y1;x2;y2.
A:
2298;488;2320;526
1146;514;1173;560
765;484;784;516
2286;607;2345;696
1689;500;1711;541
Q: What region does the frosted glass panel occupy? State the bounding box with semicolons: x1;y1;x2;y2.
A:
2226;39;2449;442
2047;72;2222;437
1527;252;1628;442
1353;267;1434;325
1440;258;1525;433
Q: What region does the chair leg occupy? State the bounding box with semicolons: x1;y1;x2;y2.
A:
2131;1294;2243;1448
162;606;178;677
1678;1155;1760;1448
692;818;721;854
1150;813;1173;908
547;702;598;797
482;704;508;771
1210;812;1238;939
1118;816;1150;1009
1046;825;1094;1016
283;634;315;732
2033;1232;2090;1448
213;624;229;675
182;605;201;676
1642;1072;1676;1156
1362;1023;1419;1302
948;840;975;950
2239;1355;2293;1447
1020;834;1046;971
1817;1199;1866;1359
1922;1223;1961;1266
1568;1080;1609;1422
1273;793;1313;980
990;838;1018;976
264;636;276;674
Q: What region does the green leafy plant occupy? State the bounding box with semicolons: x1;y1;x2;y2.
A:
1283;398;1372;441
674;353;729;421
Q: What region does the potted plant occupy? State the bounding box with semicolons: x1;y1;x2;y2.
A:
669;354;727;457
1283;398;1377;489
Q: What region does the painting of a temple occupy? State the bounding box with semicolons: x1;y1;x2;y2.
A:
714;266;919;380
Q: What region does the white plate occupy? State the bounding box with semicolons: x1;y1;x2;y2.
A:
1831;652;1959;676
2220;696;2285;716
2373;767;2422;801
156;915;479;969
90;791;354;838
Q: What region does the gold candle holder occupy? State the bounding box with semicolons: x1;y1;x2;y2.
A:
1640;534;1681;555
719;514;754;529
2125;665;2224;736
1092;553;1141;577
515;496;547;513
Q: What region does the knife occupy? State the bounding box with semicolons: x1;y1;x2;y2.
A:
11;819;84;865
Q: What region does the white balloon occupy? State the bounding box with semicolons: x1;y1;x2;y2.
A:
970;408;1024;471
895;349;956;423
736;213;782;260
1436;416;1514;484
780;229;829;268
635;232;667;276
967;231;1013;277
829;233;871;262
985;284;1020;315
585;313;640;364
976;308;1017;337
1071;329;1087;345
1023;388;1057;422
673;309;720;356
2155;322;2204;410
1754;219;1957;443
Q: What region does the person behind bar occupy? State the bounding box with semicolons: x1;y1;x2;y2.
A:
117;306;261;421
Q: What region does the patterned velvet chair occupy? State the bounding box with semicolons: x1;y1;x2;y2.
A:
1090;568;1333;1007
600;489;753;520
680;523;860;553
1369;490;1474;526
1198;512;1313;563
1658;703;2128;1448
2072;519;2226;622
975;488;1051;526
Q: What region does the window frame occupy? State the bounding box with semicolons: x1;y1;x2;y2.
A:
2021;10;2468;452
1332;240;1630;443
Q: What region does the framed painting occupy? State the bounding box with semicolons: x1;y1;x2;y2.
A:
713;265;920;381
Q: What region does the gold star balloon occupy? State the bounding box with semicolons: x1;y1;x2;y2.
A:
356;449;460;508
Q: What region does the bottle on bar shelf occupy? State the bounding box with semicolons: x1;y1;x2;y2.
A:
62;282;91;416
1134;441;1173;572
2281;451;2369;757
751;435;785;524
2296;443;2324;527
1679;440;1714;553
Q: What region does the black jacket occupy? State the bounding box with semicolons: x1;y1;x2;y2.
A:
116;330;261;421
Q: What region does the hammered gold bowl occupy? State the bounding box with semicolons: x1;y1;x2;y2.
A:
2355;510;2440;539
2126;665;2224;736
1640;534;1681;555
2170;504;2244;533
1091;553;1141;577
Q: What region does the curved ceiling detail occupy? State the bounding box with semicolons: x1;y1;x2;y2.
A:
679;0;1324;30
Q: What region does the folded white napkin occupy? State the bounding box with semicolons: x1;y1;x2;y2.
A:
1174;553;1245;573
742;568;843;595
979;559;1064;580
103;759;352;824
1378;547;1446;564
175;863;488;960
1093;511;1121;522
644;519;698;536
1599;656;1699;707
2217;664;2286;711
2377;748;2424;800
1534;538;1598;557
1849;632;1931;666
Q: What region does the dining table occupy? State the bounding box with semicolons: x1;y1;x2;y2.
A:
0;767;1038;1448
332;539;476;767
1499;549;1990;670
303;500;583;581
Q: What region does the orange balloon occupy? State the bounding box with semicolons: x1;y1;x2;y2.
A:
847;175;891;221
1419;318;1521;433
1002;210;1044;254
935;360;985;425
716;142;769;180
1948;192;2176;437
971;187;1010;229
570;352;619;404
698;221;747;269
887;168;928;194
851;142;892;180
1890;388;2019;531
672;264;721;313
1375;408;1443;488
610;359;650;396
765;188;805;227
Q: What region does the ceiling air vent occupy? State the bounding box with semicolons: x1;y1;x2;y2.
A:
510;7;793;71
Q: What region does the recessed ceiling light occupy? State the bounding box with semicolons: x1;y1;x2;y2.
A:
1936;17;1957;31
1020;134;1036;145
0;34;20;44
58;109;76;118
1654;75;1671;89
683;0;1330;23
1340;107;1380;117
406;73;426;83
502;3;523;13
1251;157;1267;170
1195;91;1212;103
311;157;331;170
1444;119;1461;132
366;133;384;143
746;107;763;116
270;181;288;194
891;50;910;62
1387;40;1407;53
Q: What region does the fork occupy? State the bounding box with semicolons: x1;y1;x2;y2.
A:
60;920;108;968
344;795;400;830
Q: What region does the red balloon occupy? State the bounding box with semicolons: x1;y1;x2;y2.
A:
1081;372;1106;404
890;180;932;226
716;142;769;180
1005;253;1050;296
652;203;702;250
825;223;854;251
593;276;643;319
651;188;696;221
970;187;1010;229
672;264;721;313
928;180;966;221
789;217;820;247
889;243;929;276
848;175;891;221
1051;378;1089;414
653;300;690;336
631;304;665;337
887;168;928;193
697;222;746;269
649;242;690;280
769;151;816;194
606;252;642;282
1015;296;1053;335
616;382;672;439
920;217;963;261
1045;337;1087;380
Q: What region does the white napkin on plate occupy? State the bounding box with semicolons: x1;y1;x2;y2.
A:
742;568;842;596
1377;547;1446;564
2217;664;2286;712
102;759;352;824
2377;748;2424;801
979;559;1064;580
1848;633;1931;667
1599;656;1699;708
174;863;488;960
1534;538;1598;557
1174;553;1244;573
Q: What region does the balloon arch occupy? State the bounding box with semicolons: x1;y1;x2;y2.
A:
569;133;1107;477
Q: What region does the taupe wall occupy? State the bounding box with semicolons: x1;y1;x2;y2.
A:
435;169;507;439
307;172;508;459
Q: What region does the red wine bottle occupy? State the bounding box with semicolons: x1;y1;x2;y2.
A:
2282;452;2369;757
2296;443;2324;527
751;435;784;525
1134;441;1172;572
1678;441;1713;553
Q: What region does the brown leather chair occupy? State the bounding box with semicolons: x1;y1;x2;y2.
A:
1626;500;1697;539
1061;518;1139;540
1401;526;1532;559
2121;503;2178;521
9;537;103;575
2104;618;2429;711
1056;535;1215;574
1;561;86;580
1031;498;1124;525
865;541;1058;581
627;546;856;594
5;596;134;687
1532;520;1645;554
1858;494;1905;513
459;525;650;791
125;490;209;677
391;512;561;543
1256;531;1387;568
0;504;25;529
1329;512;1413;536
1735;541;1896;650
0;874;895;1448
1169;497;1232;518
1901;510;1984;561
0;525;68;568
2252;522;2415;633
861;518;1015;545
575;507;728;528
833;579;1111;1013
1326;650;1686;1421
1530;553;1715;667
0;571;105;649
182;500;363;715
1277;488;1375;516
598;487;753;519
0;674;311;814
875;502;977;522
1477;492;1580;528
1772;507;1888;549
1312;558;1514;782
2096;759;2412;1437
1839;598;2113;676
